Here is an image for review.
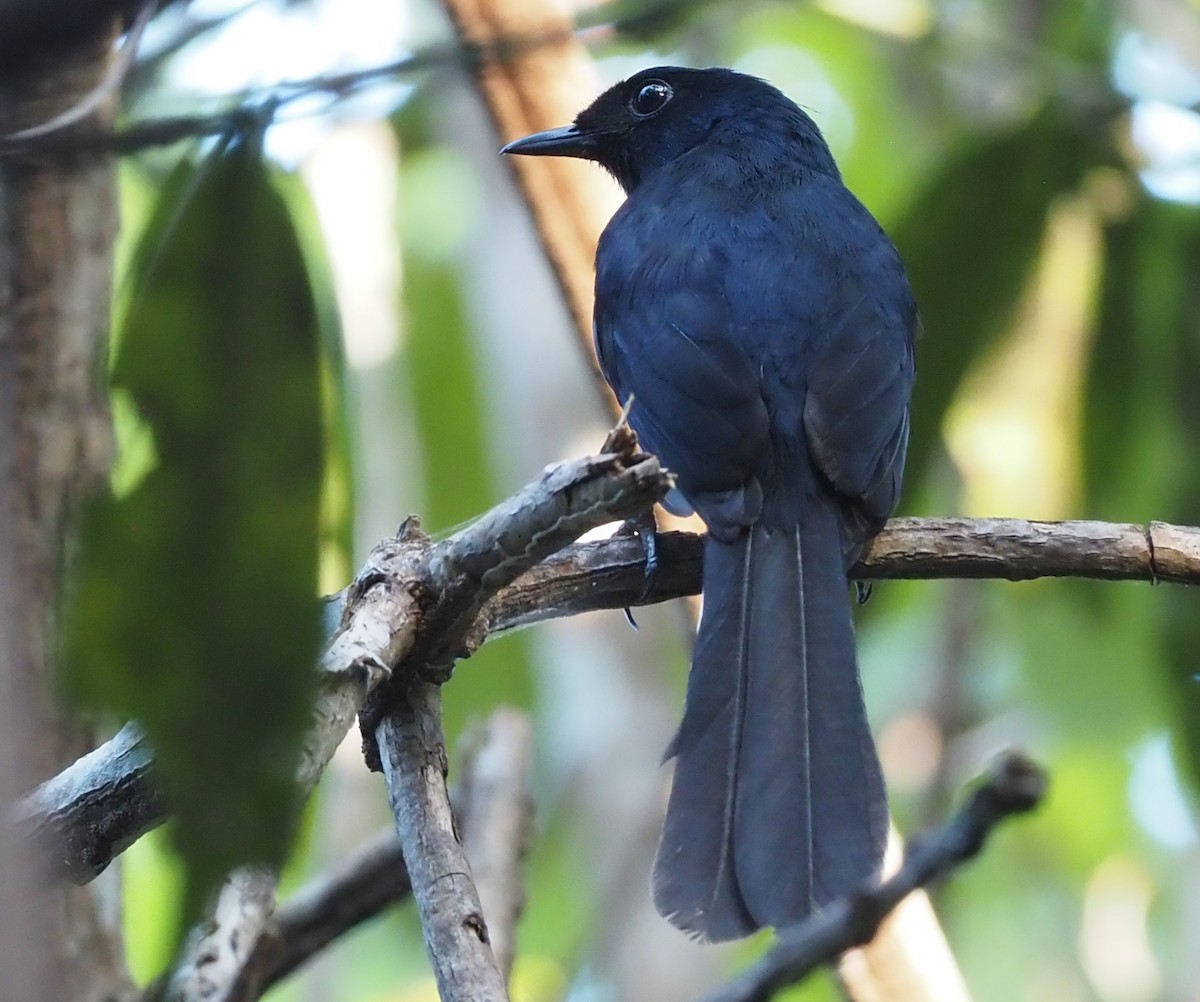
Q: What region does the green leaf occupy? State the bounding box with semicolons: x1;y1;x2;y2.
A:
891;111;1090;491
1082;196;1200;791
64;140;324;942
1084;199;1195;512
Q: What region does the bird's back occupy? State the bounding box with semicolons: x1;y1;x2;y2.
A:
596;138;915;536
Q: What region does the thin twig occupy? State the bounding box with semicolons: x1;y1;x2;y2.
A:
697;753;1048;1002
0;23;571;158
257;830;411;991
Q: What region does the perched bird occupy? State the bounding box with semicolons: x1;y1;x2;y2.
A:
503;66;917;941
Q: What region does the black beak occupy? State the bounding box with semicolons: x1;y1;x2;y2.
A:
500;124;596;158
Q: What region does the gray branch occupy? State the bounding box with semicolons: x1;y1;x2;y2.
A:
377;687;509;1002
162;867;280;1002
357;429;631;1002
259;829;410;990
697;753;1048;1002
242;708;531;994
12;722;160;883
15;510;1196;884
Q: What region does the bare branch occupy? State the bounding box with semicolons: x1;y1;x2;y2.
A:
18;514;1199;886
256;830;409;991
355;424;670;765
11;722;161;883
697;753;1048;1002
161;867;279;1002
353;425;647;1002
241;709;531;993
377;686;509;1002
860;517;1200;585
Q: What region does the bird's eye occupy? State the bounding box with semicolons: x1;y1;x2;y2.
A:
629;81;673;117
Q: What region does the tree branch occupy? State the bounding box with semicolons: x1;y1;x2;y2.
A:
697;753;1048;1002
258;830;409;990
234;708;532;994
11;722;161;883
17;514;1198;886
377;687;509;1002
0;5;647;159
859;517;1200;585
144;429;665;1002
355;412;643;1002
162;867;279;1002
354;421;669;766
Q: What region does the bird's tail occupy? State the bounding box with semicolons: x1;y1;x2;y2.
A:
651;500;888;941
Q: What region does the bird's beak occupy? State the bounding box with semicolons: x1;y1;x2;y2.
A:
500;124;596;158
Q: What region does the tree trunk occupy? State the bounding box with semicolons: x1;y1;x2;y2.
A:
0;26;131;1002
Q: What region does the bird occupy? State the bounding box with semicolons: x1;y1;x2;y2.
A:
502;66;917;942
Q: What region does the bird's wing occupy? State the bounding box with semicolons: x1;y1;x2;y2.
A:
596;268;771;528
802;274;916;534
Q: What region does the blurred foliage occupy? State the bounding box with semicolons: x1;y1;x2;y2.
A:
392;100;536;744
892;109;1096;485
65;140;327;947
53;0;1200;1000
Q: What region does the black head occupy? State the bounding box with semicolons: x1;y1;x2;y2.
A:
501;66;839;192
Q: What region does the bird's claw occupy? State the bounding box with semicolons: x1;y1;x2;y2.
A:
618;509;660;628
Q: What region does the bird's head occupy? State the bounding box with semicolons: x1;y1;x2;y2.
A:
501;66;838;193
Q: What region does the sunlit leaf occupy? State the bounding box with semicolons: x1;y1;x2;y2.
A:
64;139;324;943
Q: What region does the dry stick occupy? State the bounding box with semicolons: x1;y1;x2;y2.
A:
361;428;662;1002
17;515;1200;889
177;704;533;1002
697;753;1049;1002
377;687;509;1002
249;706;533;993
260;829;411;990
163;867;280;1002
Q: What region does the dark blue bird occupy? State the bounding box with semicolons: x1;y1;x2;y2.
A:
503;66;916;941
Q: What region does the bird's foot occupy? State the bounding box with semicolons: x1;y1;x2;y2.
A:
616;507;660;628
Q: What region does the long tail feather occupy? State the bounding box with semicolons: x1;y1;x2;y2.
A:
652;500;887;940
